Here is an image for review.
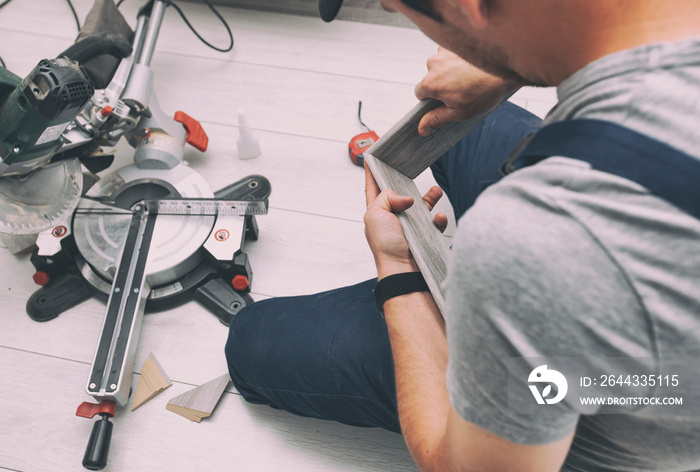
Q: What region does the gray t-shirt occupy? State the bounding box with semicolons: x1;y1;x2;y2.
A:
445;38;700;471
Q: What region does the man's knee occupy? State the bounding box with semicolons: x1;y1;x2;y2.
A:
225;300;274;404
223;281;400;430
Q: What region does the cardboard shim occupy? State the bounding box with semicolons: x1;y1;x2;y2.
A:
132;352;172;411
366;97;511;316
166;373;230;422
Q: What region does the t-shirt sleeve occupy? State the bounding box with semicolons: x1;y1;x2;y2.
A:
443;164;648;445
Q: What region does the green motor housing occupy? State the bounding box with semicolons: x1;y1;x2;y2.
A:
0;57;94;171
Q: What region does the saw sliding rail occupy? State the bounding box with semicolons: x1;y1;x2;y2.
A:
86;203;154;407
77;203;154;470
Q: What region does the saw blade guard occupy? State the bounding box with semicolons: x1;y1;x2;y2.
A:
0;159;83;234
73;163;216;290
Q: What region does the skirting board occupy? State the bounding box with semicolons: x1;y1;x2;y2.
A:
368;96;514;179
365;98;511;316
364;152;450;315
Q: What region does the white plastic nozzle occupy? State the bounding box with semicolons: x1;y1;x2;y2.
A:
237;109;261;159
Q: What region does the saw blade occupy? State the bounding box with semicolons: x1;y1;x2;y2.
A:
0;159;83;235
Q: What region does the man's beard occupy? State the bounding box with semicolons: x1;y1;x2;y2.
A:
442;21;549;88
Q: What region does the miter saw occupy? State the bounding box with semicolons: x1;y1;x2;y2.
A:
0;1;269;469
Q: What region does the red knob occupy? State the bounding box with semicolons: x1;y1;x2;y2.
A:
232;275;249;291
32;271;50;286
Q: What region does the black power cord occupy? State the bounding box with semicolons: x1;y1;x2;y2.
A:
118;0;234;53
1;0;233;68
168;0;234;53
65;0;81;32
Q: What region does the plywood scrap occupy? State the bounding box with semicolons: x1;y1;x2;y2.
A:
166;373;230;422
132;352;172;411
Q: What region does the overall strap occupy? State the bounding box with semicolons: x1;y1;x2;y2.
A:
505;119;700;221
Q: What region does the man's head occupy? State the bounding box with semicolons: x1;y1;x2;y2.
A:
319;0;700;87
319;0;540;85
318;0;441;23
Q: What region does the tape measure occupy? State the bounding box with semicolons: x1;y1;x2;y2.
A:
348;101;379;167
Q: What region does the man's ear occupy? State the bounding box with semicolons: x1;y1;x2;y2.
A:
453;0;489;29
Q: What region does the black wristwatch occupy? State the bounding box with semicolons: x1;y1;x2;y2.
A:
373;272;429;315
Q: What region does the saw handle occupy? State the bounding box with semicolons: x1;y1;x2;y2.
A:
82;414;113;471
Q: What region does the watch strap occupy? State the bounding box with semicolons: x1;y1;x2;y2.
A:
373;272;429;315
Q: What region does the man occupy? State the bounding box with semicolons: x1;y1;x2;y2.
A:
226;1;700;470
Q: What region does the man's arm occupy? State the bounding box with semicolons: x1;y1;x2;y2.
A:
383;289;574;472
364;169;574;472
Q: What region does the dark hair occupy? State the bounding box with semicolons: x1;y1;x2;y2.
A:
399;0;444;22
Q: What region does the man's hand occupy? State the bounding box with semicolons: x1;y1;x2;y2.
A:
415;47;520;136
364;165;447;279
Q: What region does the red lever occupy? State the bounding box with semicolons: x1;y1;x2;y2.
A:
174;111;209;152
76;401;117;419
